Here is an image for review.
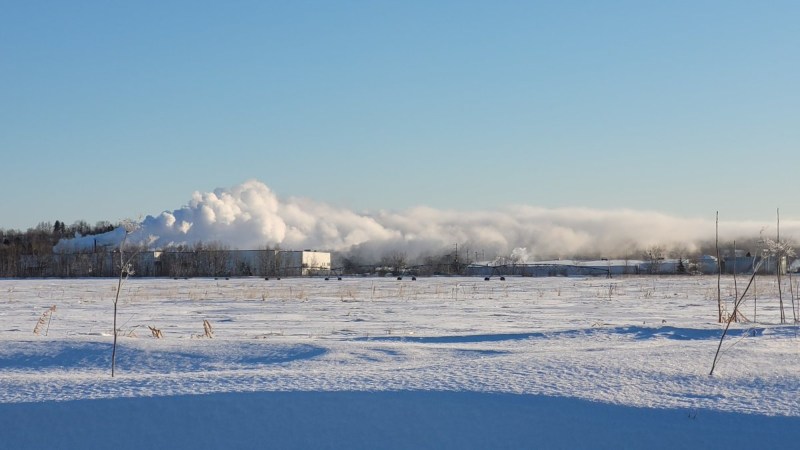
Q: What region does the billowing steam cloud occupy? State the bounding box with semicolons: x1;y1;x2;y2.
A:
56;180;800;261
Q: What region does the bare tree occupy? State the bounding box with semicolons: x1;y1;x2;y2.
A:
380;251;407;276
762;235;795;324
204;241;232;277
643;245;665;274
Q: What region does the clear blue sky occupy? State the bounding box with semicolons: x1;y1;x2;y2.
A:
1;0;798;230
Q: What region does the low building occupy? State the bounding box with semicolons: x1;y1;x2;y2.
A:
153;249;331;277
466;257;715;277
47;248;331;278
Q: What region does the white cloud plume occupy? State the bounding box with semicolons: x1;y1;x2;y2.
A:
72;179;800;261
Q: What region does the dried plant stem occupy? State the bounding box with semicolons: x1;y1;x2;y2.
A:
111;266;124;377
33;305;57;336
753;273;757;323
111;223;139;378
148;326;164;338
710;259;764;376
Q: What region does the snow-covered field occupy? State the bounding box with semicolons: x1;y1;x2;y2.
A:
2;276;799;449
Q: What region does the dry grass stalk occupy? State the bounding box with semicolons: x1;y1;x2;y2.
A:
148;326;163;338
339;288;357;302
203;319;213;338
33;305;57;336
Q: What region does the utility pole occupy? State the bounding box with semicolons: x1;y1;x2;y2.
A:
453;243;459;275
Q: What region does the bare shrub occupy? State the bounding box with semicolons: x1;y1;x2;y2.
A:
148;326;163;338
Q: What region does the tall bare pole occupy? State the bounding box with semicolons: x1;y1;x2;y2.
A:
753;260;758;323
732;240;739;322
777;208;786;323
733;241;738;296
789;271;797;323
716;211;722;323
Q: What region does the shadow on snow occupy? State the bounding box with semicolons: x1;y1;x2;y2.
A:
354;326;767;344
0;341;326;371
2;391;800;449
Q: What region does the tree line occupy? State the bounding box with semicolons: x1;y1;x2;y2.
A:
0;220;120;277
1;218;776;278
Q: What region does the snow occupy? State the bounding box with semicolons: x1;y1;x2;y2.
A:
2;276;800;448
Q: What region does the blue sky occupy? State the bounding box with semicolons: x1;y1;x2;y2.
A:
1;1;798;230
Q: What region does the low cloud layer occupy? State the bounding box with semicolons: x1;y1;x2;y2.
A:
102;179;795;262
54;180;799;260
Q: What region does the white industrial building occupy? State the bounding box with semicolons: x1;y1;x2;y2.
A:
46;249;331;278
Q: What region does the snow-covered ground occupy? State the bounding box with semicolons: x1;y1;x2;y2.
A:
1;276;799;449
